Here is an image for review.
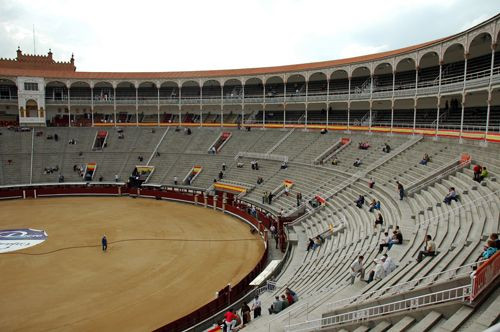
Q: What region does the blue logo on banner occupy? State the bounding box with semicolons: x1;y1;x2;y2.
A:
0;228;48;253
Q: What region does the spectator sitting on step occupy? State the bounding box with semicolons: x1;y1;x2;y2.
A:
383;254;397;274
307;238;314;251
222;162;226;171
268;296;283;314
312;236;322;250
379;232;391;253
482;240;498;260
479;167;488;183
281;161;288;169
366;256;386;283
353;158;362;167
218;171;224;180
417;235;436;262
389;227;403;248
487;233;499;249
369;199;377;212
382;143;391;153
420;153;431;165
473;164;482;182
286;287;298;303
332;157;339;166
368;178;375;188
280;295;289;310
355;195;365;208
237;161;244;168
443;187;458;205
257;176;263;184
350;255;365;284
374;212;384;228
358;142;370;150
320;128;327;134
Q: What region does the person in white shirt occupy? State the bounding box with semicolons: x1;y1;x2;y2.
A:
366;256;387;283
251;295;262;318
382;254;397;274
350;255;365;284
417;234;437;262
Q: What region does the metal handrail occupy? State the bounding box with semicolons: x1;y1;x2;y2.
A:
285;285;471;331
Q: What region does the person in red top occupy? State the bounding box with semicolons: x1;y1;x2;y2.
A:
473;164;482;182
286;291;294;305
224;308;238;332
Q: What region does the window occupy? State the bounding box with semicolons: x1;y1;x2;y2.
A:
24;82;38;91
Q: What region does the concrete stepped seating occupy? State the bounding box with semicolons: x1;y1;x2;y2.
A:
406;311;443;332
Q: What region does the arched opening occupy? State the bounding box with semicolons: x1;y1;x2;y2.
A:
265;76;284;98
93;82;114;123
351;66;371;94
330;70;349;95
45;81;67;101
244;78;263;99
69;82;92;126
373;63;393;92
138;81;157;100
25;99;38;117
202;80;221;99
94;81;113;101
116;81;135;100
395;58;416;90
159;81;179;100
308;72;327;96
418;52;440;86
181;81;200;99
442;43;465;81
286;74;306;97
393;99;415;127
489;87;500;133
70;81;91;100
372;99;392;126
467;33;493;76
0;78;18;100
223;79;242;99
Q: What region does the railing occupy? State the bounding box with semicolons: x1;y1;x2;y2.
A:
267;128;295;154
471;250;500;301
235;151;289;163
285;285;471;331
34;65;500;107
325;260;483;312
406;158;469;196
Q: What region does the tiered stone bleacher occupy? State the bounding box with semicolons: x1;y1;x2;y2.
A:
0;126;498;331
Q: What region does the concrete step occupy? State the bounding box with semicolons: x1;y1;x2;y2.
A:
387;316;415;332
371;320;392;332
406;311;442;332
433;306;474;332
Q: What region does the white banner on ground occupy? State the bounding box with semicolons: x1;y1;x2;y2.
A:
0;228;48;253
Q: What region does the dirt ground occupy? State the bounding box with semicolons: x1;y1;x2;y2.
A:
0;197;265;331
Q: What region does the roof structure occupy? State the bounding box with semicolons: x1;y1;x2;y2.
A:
0;13;498;81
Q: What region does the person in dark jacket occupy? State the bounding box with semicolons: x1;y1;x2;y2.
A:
102;235;108;251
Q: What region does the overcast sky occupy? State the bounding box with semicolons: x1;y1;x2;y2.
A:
0;0;498;72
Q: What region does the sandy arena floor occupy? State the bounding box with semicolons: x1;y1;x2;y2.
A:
0;197;265;331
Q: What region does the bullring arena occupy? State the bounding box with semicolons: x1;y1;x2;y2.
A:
1;10;500;332
0;197;265;331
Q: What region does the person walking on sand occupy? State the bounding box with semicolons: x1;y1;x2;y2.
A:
102;235;108;251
